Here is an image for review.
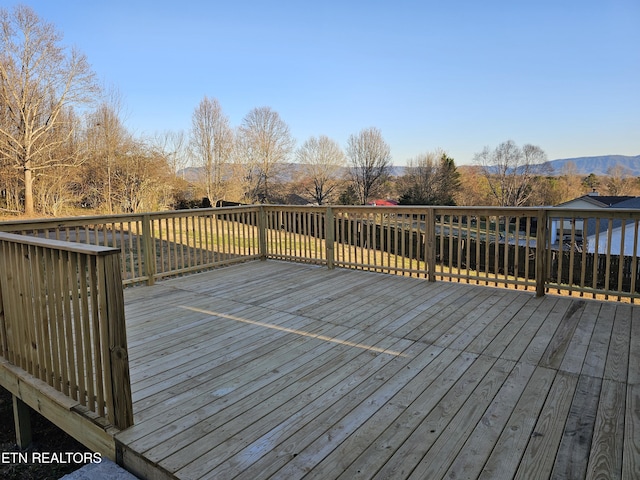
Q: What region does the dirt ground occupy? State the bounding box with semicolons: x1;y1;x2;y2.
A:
0;387;90;480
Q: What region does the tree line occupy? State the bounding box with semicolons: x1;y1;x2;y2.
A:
2;5;639;218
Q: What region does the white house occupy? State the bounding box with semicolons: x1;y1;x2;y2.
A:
550;193;640;255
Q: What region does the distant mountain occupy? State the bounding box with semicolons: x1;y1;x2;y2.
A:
179;155;640;181
544;155;640;176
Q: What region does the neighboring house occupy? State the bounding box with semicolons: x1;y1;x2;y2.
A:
550;193;640;255
367;199;399;206
280;193;314;206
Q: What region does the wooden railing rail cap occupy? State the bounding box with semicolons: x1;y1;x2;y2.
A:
0;232;120;256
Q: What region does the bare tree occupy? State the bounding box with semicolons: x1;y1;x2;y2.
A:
474;140;548;207
346;127;392;204
605;164;633;196
397;150;460;205
189;96;233;205
455;165;494;206
153;129;188;176
296;135;346;205
0;5;97;215
33;107;84;215
113;143;174;212
0;159;21;213
83;91;132;213
533;161;586;205
236;107;294;203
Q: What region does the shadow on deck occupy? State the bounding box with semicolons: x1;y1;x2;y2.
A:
113;260;639;480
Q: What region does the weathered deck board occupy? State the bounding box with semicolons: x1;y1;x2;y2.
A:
551;374;602;479
111;261;640;480
514;371;579;479
625;307;640;479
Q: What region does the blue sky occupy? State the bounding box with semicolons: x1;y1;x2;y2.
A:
19;0;640;165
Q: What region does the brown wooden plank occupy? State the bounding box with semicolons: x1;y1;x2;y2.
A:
120;323;370;447
447;290;530;353
121;327;408;451
29;245;47;382
514;371;578;479
208;343;447;480
477;366;556;479
309;352;481;480
559;299;602;375
358;354;496;480
61;250;78;400
128;310;317;393
539;299;586;370
131;313;335;416
582;303;617;379
78;254;94;410
120;263;640;479
586;378;626;480
304;347;463;480
518;297;574;367
604;304;632;383
129;313;365;403
428;288;510;348
624;383;640;479
347;278;451;334
551;374;603;479
628;306;640;385
624;306;640;479
408;360;518;480
372;282;455;330
442;361;537;479
163;337;414;477
394;283;494;342
127;302;305;369
481;295;551;360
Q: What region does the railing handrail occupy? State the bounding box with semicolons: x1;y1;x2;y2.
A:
0;231;119;255
0;205;263;231
0;232;133;429
3;203;640;301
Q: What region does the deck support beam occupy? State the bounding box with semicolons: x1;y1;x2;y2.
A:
12;394;32;449
1;362;117;460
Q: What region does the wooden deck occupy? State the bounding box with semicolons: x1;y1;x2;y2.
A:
114;260;640;480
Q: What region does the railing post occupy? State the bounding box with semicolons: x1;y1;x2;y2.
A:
103;253;134;429
536;209;548;297
0;273;6;358
258;206;267;261
142;214;156;286
326;207;335;269
426;208;436;282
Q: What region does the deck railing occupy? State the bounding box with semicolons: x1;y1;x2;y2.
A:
2;204;640;301
0;207;262;286
1;204;639;430
261;206;545;293
0;232;133;429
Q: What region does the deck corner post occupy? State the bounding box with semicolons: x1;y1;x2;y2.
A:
0;276;7;358
426;208;436;282
142;214;156;286
104;253;134;429
326;207;335;269
258;206;267;261
12;394;32;449
535;208;548;297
